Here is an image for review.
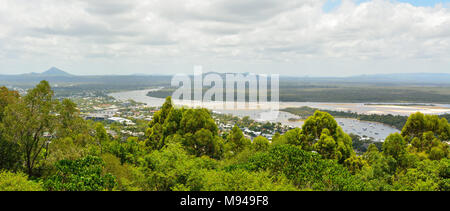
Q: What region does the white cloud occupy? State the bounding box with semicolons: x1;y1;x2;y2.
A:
0;0;449;76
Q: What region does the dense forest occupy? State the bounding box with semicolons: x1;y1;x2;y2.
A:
0;81;449;191
147;84;450;104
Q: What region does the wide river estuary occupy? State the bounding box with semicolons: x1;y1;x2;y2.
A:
109;89;450;142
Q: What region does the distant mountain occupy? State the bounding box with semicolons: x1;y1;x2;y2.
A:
40;67;73;76
16;67;73;77
0;67;173;88
0;67;81;85
1;68;450;87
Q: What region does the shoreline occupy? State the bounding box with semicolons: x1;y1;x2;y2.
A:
109;88;450;116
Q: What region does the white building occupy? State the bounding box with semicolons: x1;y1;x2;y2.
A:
107;117;135;125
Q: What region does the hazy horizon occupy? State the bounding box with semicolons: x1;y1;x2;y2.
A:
1;0;450;76
3;66;450;78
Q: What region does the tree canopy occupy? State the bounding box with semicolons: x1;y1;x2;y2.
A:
0;82;448;191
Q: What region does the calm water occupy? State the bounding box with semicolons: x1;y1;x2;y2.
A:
110;89;450;141
279;102;450;116
214;109;399;142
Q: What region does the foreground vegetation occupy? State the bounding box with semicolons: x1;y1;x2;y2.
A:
0;81;449;191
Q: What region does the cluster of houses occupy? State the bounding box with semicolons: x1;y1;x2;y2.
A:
105;128;145;140
80;101;159;139
216;121;293;141
82;102;156;124
79;97;301;143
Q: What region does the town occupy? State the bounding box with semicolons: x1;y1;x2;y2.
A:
71;91;294;144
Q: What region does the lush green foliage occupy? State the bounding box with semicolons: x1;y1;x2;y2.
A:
235;144;366;191
44;156;116;191
0;171;43;191
350;133;382;154
0;82;449;191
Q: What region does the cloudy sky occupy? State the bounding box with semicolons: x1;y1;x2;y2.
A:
0;0;450;76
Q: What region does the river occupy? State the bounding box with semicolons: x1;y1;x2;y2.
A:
108;88;450;142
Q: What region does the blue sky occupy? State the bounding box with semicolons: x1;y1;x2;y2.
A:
383;0;450;6
324;0;450;12
372;0;450;6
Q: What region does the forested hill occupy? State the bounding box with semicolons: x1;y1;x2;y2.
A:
0;81;449;191
148;85;450;103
